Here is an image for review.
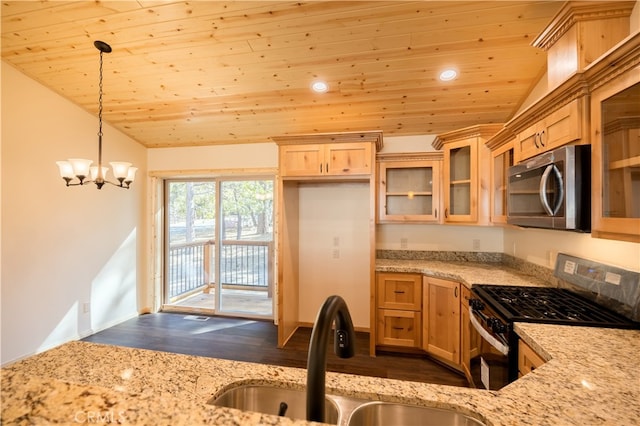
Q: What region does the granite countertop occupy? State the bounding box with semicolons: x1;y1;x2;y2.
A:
375;258;550;288
3;323;639;425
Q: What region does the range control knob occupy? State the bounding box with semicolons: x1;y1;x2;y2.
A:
469;299;485;311
488;318;507;334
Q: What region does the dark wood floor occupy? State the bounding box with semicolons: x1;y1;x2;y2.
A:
82;312;469;387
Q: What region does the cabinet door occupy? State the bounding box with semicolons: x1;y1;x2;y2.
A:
591;73;640;242
490;141;514;224
518;339;545;378
376;272;421;310
280;144;324;177
422;277;461;365
376;309;421;348
516;99;582;162
326;142;372;176
378;160;440;222
443;139;477;223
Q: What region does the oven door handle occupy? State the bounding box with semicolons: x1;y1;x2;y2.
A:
469;307;509;356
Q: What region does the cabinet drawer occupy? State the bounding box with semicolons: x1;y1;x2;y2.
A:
518;339;546;377
376;309;421;348
377;273;422;310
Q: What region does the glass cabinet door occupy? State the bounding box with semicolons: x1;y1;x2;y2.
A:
443;140;478;223
592;75;640;242
491;142;514;224
378;159;441;222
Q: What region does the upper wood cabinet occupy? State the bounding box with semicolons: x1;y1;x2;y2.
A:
586;32;640;243
433;125;502;224
532;1;635;90
377;152;442;223
486;127;515;225
514;98;585;162
273;131;383;179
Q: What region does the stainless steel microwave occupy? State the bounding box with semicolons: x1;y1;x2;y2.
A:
507;145;591;231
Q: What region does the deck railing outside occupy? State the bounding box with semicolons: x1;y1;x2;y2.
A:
168;240;273;300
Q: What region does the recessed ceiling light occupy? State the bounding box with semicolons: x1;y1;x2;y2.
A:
311;80;329;93
439;69;457;81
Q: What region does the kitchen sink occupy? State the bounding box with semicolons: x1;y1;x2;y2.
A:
209;384;486;426
209;385;339;424
346;401;486;426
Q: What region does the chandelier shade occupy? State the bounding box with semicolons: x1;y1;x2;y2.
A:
56;40;136;190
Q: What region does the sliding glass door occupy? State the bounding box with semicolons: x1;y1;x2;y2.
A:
164;178;274;318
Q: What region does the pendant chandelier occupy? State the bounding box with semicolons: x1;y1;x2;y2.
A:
56;41;137;190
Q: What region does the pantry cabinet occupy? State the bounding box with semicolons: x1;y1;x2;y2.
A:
422;276;461;366
433;125;502;225
377;152;442;223
376;272;422;348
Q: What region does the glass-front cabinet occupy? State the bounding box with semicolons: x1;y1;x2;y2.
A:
588;34;640;243
377;152;442;222
486;129;515;225
433;124;502;224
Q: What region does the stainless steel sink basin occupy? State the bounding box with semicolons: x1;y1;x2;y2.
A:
209;385;339;424
346;401;486;426
209;384;486;426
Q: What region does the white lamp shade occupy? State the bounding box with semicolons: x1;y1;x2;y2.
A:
56;161;75;178
90;166;109;181
125;167;138;183
109;162;132;179
68;158;93;177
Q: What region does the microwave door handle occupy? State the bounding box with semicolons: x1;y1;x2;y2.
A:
551;165;564;215
539;165;555;216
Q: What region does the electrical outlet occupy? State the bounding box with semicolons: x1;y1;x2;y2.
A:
400;238;408;249
472;239;480;251
82;302;90;314
332;249;340;259
333;236;340;247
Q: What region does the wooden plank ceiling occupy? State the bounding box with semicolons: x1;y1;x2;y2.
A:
1;1;563;148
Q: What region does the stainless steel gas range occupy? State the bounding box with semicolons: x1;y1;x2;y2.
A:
468;254;639;390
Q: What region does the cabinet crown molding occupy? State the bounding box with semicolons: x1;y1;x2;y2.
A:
432;124;503;150
376;151;443;162
272;130;383;151
532;1;635;51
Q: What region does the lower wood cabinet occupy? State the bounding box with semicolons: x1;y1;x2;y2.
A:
422;276;461;366
518;339;546;378
375;272;467;371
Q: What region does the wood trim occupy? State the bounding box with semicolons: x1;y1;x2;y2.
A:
272;130;384;152
432;124;503;150
149;168;277;178
376;151;443;162
532;1;635;51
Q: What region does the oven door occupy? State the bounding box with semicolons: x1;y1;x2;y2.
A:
468;301;510;390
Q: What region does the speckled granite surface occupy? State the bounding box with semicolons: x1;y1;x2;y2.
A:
2;323;639;425
2;260;638;425
375;258;550;289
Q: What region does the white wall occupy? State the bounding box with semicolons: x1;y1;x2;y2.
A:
1;62;147;365
298;183;370;328
148;143;277;170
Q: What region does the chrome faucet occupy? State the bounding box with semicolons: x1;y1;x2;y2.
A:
306;295;356;423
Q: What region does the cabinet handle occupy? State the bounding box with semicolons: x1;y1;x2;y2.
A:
435;208;438;218
392;326;405;331
394;290;406;294
539;129;546;147
534;133;540;149
325;163;328;173
444;208;449;218
319;164;323;173
454;287;458;298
